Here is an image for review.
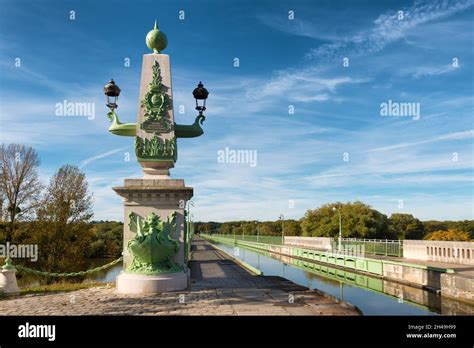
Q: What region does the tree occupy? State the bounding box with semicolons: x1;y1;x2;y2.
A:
423;220;474;239
424;229;471;241
300;201;389;238
281;219;301;236
87;221;123;258
388;213;424;239
0;144;41;241
29;165;93;276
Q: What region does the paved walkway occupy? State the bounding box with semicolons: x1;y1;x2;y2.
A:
0;238;359;316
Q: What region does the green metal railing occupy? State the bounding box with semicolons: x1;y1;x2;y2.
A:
340;238;403;257
210;233;283;245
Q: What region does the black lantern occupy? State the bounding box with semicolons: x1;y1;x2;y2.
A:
103;79;121;111
192;81;209;114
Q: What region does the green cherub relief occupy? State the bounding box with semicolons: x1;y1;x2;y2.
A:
126;211;182;275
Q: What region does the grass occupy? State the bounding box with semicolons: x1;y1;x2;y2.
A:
0;282;114;300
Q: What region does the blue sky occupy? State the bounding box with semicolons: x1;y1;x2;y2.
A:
0;0;473;222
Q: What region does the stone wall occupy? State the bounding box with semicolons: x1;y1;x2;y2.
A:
382;262;442;290
403;240;474;265
441;273;474;302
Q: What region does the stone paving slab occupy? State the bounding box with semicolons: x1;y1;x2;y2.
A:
0;238;360;316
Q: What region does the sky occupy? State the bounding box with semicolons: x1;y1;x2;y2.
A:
0;0;473;222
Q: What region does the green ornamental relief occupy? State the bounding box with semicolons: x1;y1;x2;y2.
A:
126;212;182;275
135;135;177;162
141;60;171;131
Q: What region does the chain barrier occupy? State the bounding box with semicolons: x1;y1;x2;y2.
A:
14;256;123;278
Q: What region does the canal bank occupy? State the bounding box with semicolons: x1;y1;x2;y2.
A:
201;234;474;304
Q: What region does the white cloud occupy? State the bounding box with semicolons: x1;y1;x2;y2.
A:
367;130;474;152
79;145;131;169
399;64;457;78
307;0;474;61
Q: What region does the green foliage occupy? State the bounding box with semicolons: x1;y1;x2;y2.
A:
423;220;474;239
300;202;389;238
87;221;123;258
388;213;424;240
195;221;221;233
25;165;94;281
424;229;471;241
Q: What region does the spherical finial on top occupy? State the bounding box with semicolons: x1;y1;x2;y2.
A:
146;19;168;53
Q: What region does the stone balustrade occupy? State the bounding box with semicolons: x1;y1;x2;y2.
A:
403;240;474;265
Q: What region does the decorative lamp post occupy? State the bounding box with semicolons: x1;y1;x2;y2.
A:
103;79;121;111
279;214;285;245
192;82;209;115
102;20;212;294
333;206;342;251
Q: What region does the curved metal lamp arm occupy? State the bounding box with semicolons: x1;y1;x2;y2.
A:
107;111;136;137
106;111;205;138
174;114;205;138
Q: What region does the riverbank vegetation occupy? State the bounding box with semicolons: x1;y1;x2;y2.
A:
0;144;122;282
195;202;474;241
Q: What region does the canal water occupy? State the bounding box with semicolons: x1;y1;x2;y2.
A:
211;241;474;316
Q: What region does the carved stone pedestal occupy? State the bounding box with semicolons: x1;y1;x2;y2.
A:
0;268;20;295
116;271;188;294
113;178;193;293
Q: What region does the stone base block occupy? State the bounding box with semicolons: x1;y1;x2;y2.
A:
116;271;188;294
0;269;20;295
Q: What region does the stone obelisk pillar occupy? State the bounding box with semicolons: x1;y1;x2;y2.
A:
110;21;198;294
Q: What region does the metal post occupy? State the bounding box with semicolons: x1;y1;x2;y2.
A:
338;209;342;252
184;209;187;264
279;214;285;245
385;239;388;256
332;206;342;252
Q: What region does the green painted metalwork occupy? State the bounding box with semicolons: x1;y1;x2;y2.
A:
141;61;169;126
2;257;14;270
174;115;205;138
126;212;181;275
146;19;168;53
135;135;177;162
340;238;403;257
212;233;283;245
107;111;136;136
107;115;205;140
15;257;123;277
